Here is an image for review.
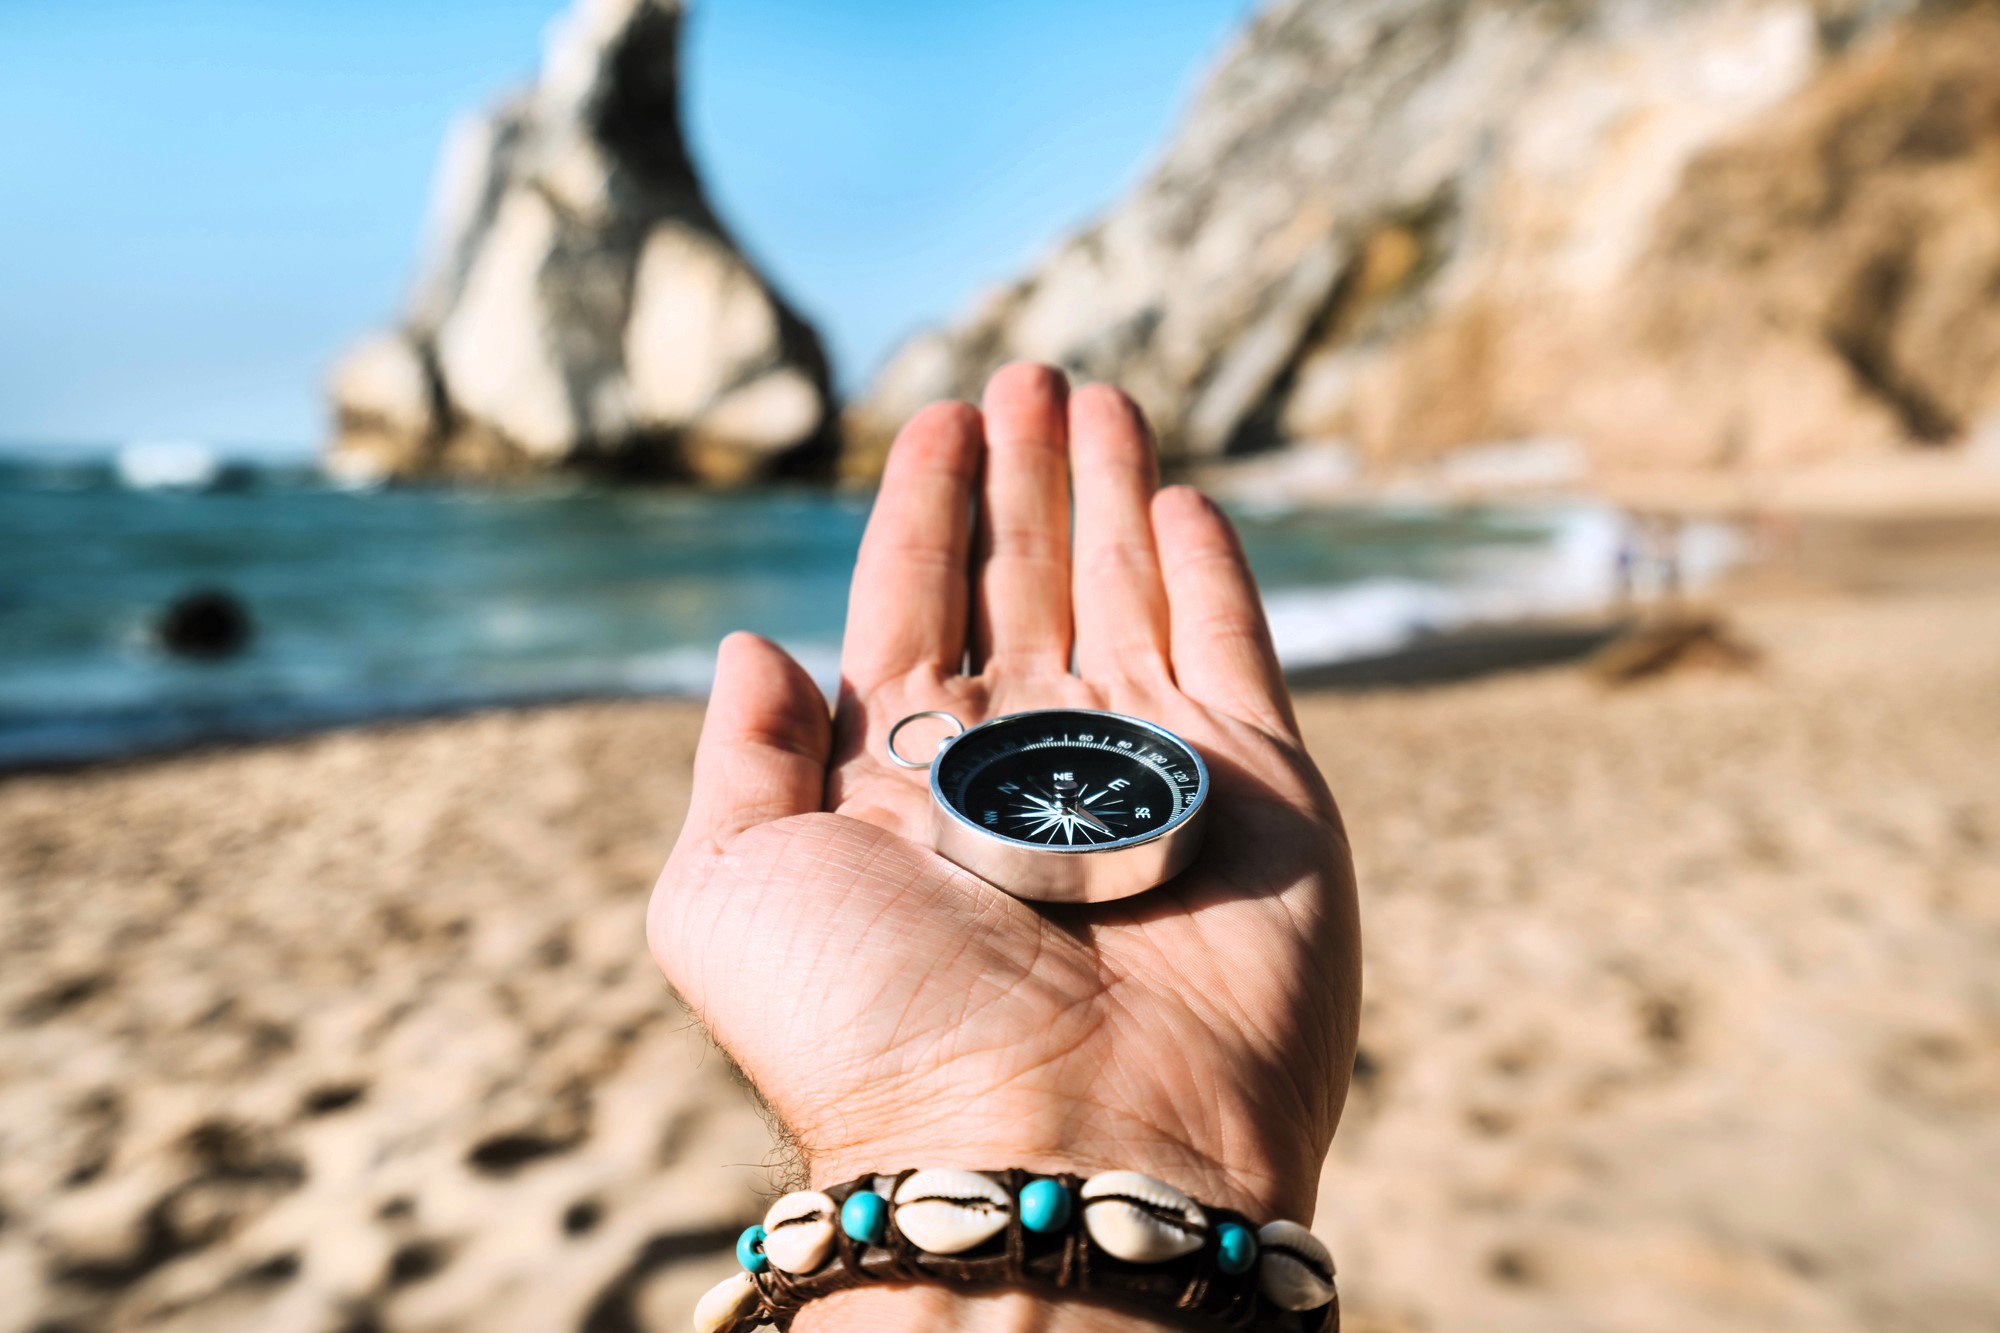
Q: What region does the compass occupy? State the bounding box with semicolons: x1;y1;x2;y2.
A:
887;708;1210;903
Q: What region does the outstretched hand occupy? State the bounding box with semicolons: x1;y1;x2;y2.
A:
649;365;1360;1241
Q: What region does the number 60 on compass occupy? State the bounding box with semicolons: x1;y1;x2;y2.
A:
887;707;1210;904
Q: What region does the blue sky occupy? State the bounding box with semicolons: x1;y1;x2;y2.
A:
0;0;1251;452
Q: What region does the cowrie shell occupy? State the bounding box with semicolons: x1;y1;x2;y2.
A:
761;1189;837;1274
1257;1219;1336;1311
691;1270;760;1332
1080;1170;1208;1262
892;1169;1013;1254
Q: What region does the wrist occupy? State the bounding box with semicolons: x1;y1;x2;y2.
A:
794;1287;1197;1332
799;1096;1322;1223
806;1143;1310;1229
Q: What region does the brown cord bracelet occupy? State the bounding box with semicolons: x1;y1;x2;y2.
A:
692;1168;1339;1332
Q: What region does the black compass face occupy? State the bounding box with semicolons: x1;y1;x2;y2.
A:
933;710;1206;850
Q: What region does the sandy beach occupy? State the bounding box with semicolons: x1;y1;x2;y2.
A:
4;573;1998;1332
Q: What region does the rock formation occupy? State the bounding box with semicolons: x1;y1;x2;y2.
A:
327;0;834;485
849;0;2000;483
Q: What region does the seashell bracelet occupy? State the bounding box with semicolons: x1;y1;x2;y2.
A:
693;1167;1338;1332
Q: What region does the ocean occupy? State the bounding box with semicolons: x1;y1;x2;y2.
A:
0;450;1715;769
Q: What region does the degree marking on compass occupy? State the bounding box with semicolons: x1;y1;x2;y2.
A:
948;732;1195;844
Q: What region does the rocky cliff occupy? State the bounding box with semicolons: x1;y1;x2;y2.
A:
327;0;833;485
850;0;2000;484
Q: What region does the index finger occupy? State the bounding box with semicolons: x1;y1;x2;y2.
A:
839;401;983;692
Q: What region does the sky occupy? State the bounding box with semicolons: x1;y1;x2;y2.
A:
0;0;1252;453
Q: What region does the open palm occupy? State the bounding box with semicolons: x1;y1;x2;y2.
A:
649;365;1359;1224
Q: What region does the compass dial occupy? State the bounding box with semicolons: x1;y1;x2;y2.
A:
933;709;1207;851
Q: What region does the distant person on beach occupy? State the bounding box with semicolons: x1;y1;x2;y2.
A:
650;364;1359;1329
1656;515;1685;601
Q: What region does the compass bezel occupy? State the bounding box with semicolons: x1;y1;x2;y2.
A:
924;708;1211;903
930;708;1209;855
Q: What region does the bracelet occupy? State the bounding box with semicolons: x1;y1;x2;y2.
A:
692;1168;1339;1332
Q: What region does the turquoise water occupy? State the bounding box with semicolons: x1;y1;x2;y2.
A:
0;454;1612;768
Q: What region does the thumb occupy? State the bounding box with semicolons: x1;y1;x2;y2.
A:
676;632;832;856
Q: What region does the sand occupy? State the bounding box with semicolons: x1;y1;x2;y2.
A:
3;579;1998;1332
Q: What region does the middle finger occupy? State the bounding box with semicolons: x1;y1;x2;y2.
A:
1069;383;1171;685
970;362;1073;674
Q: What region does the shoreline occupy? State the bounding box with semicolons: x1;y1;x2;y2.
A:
0;615;1644;779
3;474;1656;777
16;483;1995;777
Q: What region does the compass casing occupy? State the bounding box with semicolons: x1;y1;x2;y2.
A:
926;709;1210;904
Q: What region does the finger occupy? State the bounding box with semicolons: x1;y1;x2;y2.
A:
972;362;1072;672
1153;486;1298;738
1069;383;1171;684
841;401;982;691
679;632;832;853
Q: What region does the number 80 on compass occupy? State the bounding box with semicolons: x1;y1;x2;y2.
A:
886;707;1211;904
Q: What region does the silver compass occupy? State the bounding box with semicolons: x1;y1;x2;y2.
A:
887;707;1210;903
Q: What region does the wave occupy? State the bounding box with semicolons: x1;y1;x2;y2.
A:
1266;504;1742;669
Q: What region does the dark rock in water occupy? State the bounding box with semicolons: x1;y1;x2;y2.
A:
849;0;2000;481
156;591;253;660
326;0;834;487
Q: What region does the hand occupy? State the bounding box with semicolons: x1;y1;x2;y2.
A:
649;364;1360;1325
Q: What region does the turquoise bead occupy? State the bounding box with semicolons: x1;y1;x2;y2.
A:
736;1223;769;1273
1019;1177;1072;1233
840;1190;889;1245
1215;1222;1258;1275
